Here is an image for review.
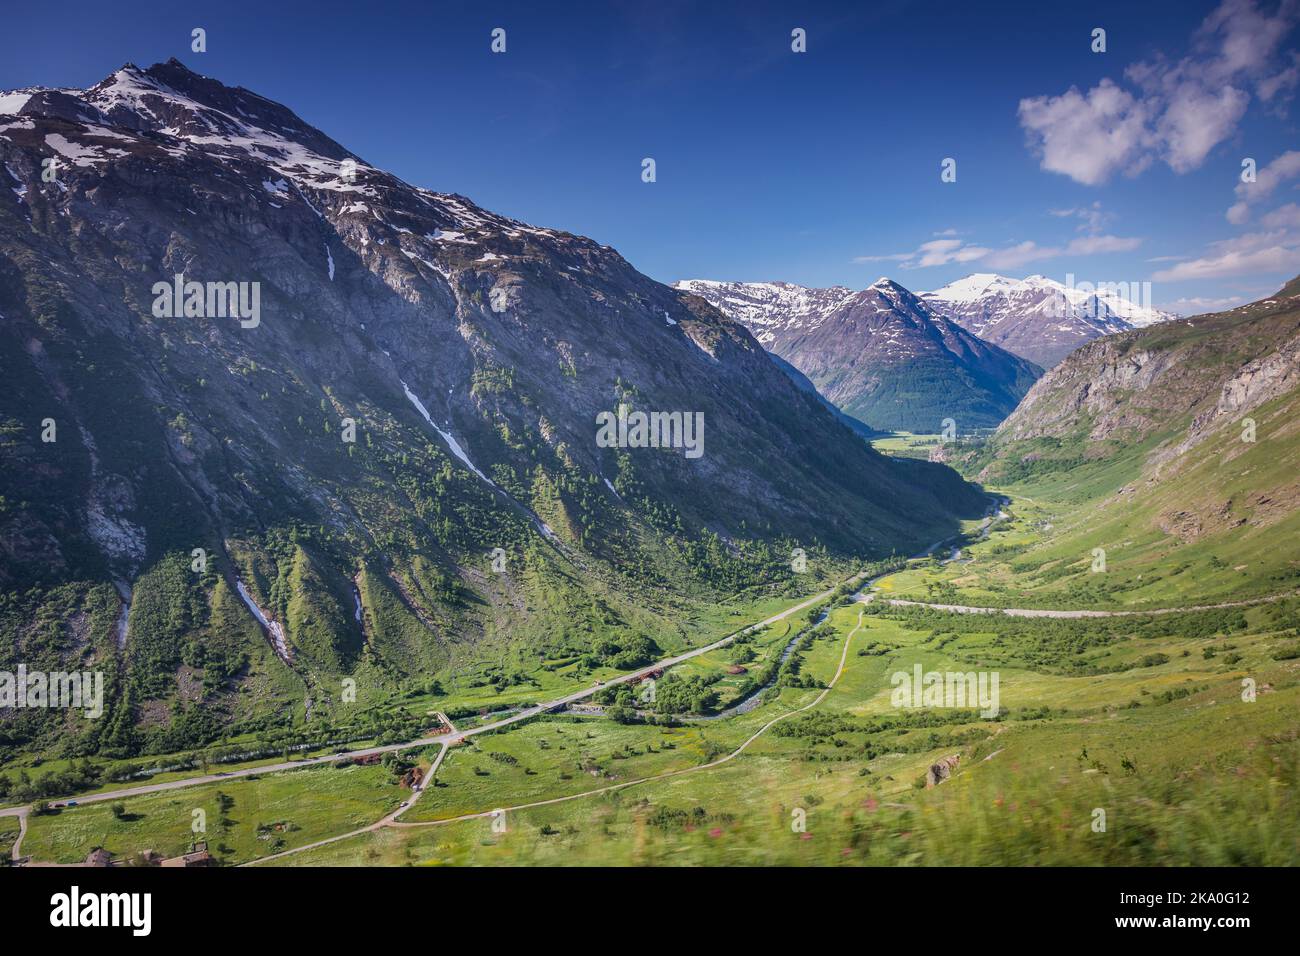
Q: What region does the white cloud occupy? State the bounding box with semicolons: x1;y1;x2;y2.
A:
1049;201;1112;234
1019;0;1298;185
913;239;989;267
1259;50;1300;100
1017;80;1152;185
1227;149;1300;223
1151;230;1300;280
1158;294;1259;313
981;241;1055;270
1066;234;1143;255
1198;0;1300;82
855;238;990;268
1261;202;1300;228
1210;229;1296;254
1152;80;1249;173
978;235;1142;269
858;234;1140;270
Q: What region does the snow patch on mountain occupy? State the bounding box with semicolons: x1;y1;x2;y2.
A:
5;162;25;202
235;579;291;661
0;92;32;115
924;274;1175;330
921;273;1178;368
46;133;112;167
400;379;497;488
674;279;857;344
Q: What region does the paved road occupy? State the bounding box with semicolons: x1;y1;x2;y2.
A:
242;500;1296;864
387;608;874;831
0;735;456;821
883;591;1295;618
241;740;455;866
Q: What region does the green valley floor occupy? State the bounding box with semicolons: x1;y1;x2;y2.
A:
8;491;1298;866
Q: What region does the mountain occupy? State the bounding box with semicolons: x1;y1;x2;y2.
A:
653;284;881;439
673;280;859;348
921;273;1178;369
960;277;1300;605
676;277;1042;433
0;60;985;759
766;353;884;442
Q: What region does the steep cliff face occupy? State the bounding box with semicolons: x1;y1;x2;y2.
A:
995;343;1179;445
0;60;984;758
1179;331;1300;454
992;286;1300;454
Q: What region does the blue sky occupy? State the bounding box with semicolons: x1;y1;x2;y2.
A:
2;0;1297;312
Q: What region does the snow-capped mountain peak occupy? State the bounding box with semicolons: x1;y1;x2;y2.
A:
921;273;1177;369
674;278;857;345
925;272;1029;304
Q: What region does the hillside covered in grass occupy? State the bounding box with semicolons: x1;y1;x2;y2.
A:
951;279;1300;609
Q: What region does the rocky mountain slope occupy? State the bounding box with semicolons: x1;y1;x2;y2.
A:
765;353;884;442
961;278;1300;603
0;60;985;760
922;273;1177;369
677;277;1041;432
673;280;858;349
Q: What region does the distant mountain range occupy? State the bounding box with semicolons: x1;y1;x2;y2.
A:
922;273;1178;369
676;277;1042;433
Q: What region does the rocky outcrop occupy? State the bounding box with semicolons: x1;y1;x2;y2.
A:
1177;330;1300;455
997;341;1177;444
925;754;960;787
